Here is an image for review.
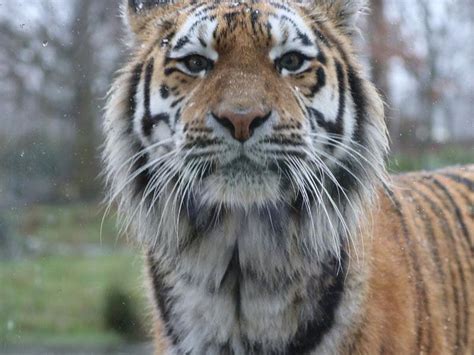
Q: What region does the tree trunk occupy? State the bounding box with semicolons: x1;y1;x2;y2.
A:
70;1;100;200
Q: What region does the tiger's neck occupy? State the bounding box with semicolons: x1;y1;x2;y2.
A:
147;202;367;354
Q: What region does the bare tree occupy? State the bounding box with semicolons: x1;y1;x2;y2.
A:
0;0;123;203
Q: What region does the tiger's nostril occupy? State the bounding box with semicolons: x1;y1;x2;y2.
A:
211;109;271;142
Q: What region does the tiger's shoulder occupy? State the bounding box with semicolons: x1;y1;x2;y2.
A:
358;165;473;353
384;164;473;234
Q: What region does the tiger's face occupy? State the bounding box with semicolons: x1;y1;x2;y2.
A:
107;0;387;215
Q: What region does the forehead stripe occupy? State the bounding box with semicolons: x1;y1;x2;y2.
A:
128;62;144;132
143;58;154;118
142;58;155;137
279;14;314;46
173;36;190;51
333;60;346;138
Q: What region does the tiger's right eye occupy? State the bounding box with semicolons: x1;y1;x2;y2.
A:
181;55;213;74
277;52;306;73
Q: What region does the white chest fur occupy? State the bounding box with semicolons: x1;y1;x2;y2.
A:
148;206;361;355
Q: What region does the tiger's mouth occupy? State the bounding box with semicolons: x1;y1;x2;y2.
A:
219;156;262;173
195;154;285;207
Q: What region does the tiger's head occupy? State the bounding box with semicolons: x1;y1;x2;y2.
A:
104;0;388;252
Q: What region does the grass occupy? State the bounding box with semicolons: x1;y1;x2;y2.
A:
0;203;148;347
6;203;122;249
388;144;473;173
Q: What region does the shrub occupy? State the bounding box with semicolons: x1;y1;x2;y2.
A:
103;285;145;341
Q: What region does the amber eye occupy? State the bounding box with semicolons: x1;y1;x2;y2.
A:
278;52;306;72
181;55;212;74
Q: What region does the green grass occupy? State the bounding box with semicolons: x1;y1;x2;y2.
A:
6;203;123;248
0;203;148;346
388;145;473;173
0;253;147;346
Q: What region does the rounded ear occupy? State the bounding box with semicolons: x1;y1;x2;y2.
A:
306;0;368;35
123;0;178;41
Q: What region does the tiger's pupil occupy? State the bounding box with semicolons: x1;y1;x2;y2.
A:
279;52;305;72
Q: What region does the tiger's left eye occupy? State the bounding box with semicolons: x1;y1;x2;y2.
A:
182;55;212;74
278;52;306;72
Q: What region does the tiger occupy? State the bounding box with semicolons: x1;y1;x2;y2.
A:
102;0;473;354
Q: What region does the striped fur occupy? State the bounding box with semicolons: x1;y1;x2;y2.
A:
102;1;473;354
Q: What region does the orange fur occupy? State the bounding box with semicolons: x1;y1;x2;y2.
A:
345;166;473;354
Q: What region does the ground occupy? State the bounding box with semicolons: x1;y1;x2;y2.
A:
0;203;149;351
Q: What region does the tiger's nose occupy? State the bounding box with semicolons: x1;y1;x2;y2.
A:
211;109;272;142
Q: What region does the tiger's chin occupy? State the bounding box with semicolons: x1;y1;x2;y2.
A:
197;158;284;208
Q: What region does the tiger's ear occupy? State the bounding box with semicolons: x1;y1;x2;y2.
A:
305;0;368;35
123;0;177;41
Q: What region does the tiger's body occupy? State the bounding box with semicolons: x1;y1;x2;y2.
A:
103;1;473;354
147;167;473;354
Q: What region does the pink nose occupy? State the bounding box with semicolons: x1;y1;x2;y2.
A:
212;109;271;142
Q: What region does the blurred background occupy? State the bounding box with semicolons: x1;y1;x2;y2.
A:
0;0;472;354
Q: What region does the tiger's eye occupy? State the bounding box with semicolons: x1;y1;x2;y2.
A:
279;52;305;72
183;55;212;74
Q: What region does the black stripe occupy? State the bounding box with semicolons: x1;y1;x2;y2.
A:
442;173;474;192
315;22;368;147
285;251;346;354
141;59;156;137
164;67;195;77
384;188;427;352
307;61;346;150
346;65;366;146
147;253;182;349
430;178;471;348
128;62;144;129
296;31;312;46
317;50;327;65
312;26;332;47
143;113;171;137
171;96;184;108
417;181;468;350
432;178;472;255
143;59;154;117
408;186;454;351
308;66;326;96
173;35;190;51
409;186;448;283
127;62;153;195
333;60;346;135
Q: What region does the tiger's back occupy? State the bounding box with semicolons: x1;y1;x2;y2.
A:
352;165;473;354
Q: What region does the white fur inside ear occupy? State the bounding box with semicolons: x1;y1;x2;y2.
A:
304;0;368;32
121;0;176;45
